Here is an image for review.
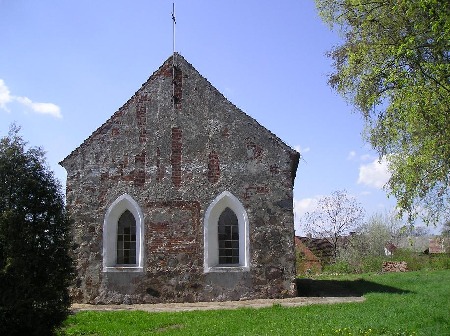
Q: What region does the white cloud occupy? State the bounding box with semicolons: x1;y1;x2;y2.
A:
294;196;322;236
0;79;13;111
15;96;62;118
347;151;377;162
358;157;390;189
294;145;310;154
0;79;62;118
360;154;373;162
294;197;319;218
347;150;356;160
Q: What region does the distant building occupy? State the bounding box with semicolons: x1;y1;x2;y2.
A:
384;242;397;256
295;236;333;274
60;53;300;304
428;237;450;254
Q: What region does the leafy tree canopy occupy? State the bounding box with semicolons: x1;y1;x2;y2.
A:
0;125;73;335
315;0;450;224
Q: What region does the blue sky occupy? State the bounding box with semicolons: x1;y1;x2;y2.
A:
0;0;399;234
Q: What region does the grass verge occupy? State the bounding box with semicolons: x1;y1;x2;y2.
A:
59;269;450;335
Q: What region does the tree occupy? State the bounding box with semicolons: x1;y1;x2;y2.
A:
303;190;365;259
357;212;402;255
315;0;450;225
0;125;73;335
337;213;392;272
441;221;450;253
337;211;403;268
441;221;450;237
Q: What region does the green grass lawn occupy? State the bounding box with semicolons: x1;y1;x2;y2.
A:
59;269;450;335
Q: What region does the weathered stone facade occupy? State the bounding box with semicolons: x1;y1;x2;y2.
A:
60;53;300;304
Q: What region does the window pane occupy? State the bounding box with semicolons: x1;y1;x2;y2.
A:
232;232;239;240
117;210;137;265
217;207;239;265
218;225;225;234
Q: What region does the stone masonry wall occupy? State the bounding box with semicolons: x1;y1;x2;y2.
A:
61;54;299;304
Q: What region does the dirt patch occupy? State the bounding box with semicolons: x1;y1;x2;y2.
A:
71;296;364;313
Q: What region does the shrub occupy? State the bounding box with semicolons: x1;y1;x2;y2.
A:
430;254;450;269
392;249;450;271
323;260;352;274
0;126;74;335
325;249;450;275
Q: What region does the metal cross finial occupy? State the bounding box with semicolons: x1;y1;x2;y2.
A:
172;2;177;111
172;3;176;56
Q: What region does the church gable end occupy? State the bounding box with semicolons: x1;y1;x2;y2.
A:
61;53;299;304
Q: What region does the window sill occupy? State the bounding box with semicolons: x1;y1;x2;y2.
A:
103;266;144;273
204;265;250;273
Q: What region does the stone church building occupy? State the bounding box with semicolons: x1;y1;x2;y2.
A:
60;53;300;304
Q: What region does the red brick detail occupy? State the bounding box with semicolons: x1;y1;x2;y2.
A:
134;151;146;187
270;165;280;176
246;139;263;161
157;61;173;78
96;153;151;187
173;66;182;110
244;185;270;200
111;128;120;136
145;201;202;260
136;94;148;143
207;151;220;184
138;129;147;144
133;170;146;187
156;147;164;182
135;151;146;167
100;172;109;182
221;127;230;137
171;127;182;188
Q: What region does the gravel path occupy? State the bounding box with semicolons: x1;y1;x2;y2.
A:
72;296;365;313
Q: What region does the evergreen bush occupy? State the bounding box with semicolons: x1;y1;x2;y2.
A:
0;126;73;335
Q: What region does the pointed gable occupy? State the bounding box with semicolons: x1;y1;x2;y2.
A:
60;53;299;183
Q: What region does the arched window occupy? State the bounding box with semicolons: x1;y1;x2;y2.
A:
103;194;144;272
204;191;249;272
116;210;137;265
218;207;239;265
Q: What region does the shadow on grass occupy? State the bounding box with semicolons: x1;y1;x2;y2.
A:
296;278;413;297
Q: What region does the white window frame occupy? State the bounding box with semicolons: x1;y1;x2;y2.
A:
204;191;250;273
103;194;144;272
